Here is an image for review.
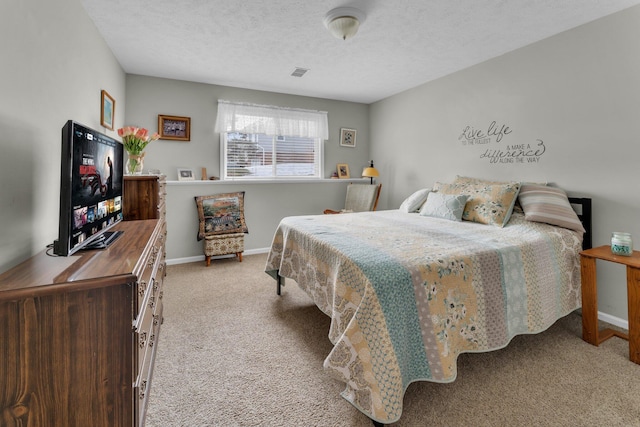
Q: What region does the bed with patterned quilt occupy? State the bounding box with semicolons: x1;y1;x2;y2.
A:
265;178;591;425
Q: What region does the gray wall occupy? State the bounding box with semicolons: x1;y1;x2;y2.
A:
164;180;360;262
0;0;125;272
124;75;370;261
370;6;640;322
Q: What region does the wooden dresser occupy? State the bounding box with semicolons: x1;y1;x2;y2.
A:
123;174;166;222
0;218;166;426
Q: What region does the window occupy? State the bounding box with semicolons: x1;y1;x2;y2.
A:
221;132;321;179
215;100;328;180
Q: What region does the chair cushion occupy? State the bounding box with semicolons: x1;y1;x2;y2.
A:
195;192;248;240
204;233;244;256
344;184;381;212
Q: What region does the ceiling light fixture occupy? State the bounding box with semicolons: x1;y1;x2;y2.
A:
323;7;366;41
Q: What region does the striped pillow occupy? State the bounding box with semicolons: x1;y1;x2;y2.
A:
518;184;585;232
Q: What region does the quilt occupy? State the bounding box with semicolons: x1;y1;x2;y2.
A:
265;209;583;424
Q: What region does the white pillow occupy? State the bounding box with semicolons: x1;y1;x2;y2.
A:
419;192;468;222
399;189;430;213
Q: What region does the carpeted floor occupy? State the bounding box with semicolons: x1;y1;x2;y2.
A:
145;253;640;427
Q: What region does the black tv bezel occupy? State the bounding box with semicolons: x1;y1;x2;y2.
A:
54;120;124;256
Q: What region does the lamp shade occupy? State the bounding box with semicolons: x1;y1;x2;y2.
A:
324;7;366;40
362;160;379;184
362;167;379;178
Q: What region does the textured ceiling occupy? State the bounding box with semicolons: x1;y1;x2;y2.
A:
82;0;640;104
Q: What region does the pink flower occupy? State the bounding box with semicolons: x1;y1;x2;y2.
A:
135;128;148;139
117;125;159;155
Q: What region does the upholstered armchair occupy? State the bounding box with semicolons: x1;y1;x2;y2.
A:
194;192;248;266
324;183;382;214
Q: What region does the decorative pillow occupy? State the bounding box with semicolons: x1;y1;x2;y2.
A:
517;184;585;233
419;192;468;221
435;180;521;227
194;192;248;240
399;188;430;213
453;175;489;185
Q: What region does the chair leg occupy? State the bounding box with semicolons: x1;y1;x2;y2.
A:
237;252;243;262
205;255;211;267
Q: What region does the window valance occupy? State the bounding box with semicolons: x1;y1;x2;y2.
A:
215;100;329;140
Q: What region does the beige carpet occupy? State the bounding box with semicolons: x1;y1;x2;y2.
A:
145;254;640;427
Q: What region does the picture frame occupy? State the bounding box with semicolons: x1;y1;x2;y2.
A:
159;115;191;141
177;167;195;181
100;90;115;130
337;163;350;179
340;128;356;148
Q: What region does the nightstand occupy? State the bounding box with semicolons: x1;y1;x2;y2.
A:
580;245;640;364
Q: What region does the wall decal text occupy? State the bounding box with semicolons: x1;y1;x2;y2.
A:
458;121;546;165
480;140;546;164
459;121;512;144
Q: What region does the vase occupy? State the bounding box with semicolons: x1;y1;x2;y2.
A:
126;152;145;175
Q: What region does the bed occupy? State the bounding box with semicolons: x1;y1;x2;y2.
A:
265;179;591;425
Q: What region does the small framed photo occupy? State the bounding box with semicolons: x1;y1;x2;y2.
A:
337;163;350;179
177;167;195;181
340;128;356;148
100;90;115;130
159;115;191;141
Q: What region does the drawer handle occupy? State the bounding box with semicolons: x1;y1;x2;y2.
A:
148;295;155;310
138;281;147;297
153;313;160;326
139;332;147;348
159;290;164;300
149;333;156;348
139;380;147;400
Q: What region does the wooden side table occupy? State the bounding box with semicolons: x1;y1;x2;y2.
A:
580;245;640;364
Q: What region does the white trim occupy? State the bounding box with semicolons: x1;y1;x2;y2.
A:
166;247;270;266
598;310;629;331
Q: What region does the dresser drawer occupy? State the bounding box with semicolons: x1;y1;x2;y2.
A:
135;299;163;426
134;294;154;374
135;236;165;315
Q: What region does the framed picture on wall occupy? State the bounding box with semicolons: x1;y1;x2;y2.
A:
177;167;195;181
100;90;115;130
340;128;356;147
337;163;350;179
159;115;191;141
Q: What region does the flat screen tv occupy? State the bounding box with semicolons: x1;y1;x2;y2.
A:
53;120;124;256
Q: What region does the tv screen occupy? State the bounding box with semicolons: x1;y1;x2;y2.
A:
54;120;124;256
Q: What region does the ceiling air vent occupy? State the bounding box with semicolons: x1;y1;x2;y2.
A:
291;67;309;78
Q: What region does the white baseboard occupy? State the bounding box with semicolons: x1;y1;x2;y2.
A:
166;247;270;266
598;311;629;331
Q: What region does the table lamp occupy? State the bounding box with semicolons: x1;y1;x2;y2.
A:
362;160;379;184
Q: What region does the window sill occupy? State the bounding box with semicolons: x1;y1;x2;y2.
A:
166;178;369;185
